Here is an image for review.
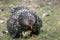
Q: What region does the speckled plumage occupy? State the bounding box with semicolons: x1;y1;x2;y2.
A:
7;6;42;39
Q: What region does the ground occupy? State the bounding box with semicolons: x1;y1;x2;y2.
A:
0;0;60;40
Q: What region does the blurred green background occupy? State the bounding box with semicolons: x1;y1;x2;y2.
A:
0;0;60;40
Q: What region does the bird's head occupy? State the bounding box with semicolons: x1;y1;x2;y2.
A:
19;11;36;29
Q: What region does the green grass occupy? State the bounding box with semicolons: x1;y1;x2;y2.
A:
0;1;60;40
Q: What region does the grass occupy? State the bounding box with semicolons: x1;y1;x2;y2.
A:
0;1;60;40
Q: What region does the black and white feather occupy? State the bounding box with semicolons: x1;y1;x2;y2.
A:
7;6;42;39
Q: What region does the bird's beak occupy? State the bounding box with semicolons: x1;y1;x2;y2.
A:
29;25;33;29
29;22;33;29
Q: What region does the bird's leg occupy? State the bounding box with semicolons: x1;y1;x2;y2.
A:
22;30;32;37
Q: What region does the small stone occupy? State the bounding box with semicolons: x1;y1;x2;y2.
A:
2;28;8;34
0;19;4;24
42;13;49;17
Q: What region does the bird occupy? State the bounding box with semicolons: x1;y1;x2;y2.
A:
7;6;42;39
